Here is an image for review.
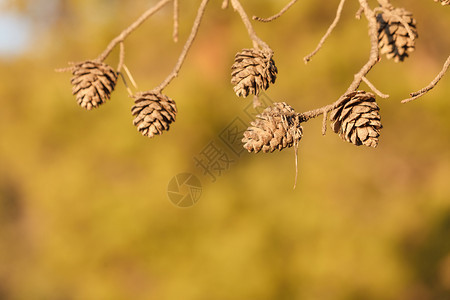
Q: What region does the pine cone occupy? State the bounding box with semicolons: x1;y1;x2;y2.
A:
330;91;382;148
71;60;118;110
376;7;418;62
242;102;302;153
434;0;450;5
231;48;278;98
131;91;177;138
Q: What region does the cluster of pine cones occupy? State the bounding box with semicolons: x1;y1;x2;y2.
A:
241;91;382;153
68;1;446;155
70;60;177;138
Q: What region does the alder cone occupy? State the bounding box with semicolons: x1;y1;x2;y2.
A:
71;60;118;110
131;91;177;138
376;7;418;62
434;0;450;5
330;91;382;148
242;102;302;153
231;48;277;98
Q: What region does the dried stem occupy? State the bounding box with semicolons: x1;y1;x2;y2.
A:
298;0;380;122
96;0;171;62
119;72;133;96
154;0;210;92
304;0;346;63
362;76;389;98
117;42;125;72
123;64;138;90
402;55;450;103
253;0;298;23
377;0;393;9
321;111;328;135
221;0;229;9
173;0;179;43
230;0;271;51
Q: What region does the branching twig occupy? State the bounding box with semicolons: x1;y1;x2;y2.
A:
154;0;210;92
173;0;179;43
298;0;380;123
96;0;171;62
402;55;450;103
362;76;389;98
230;0;271;51
304;0;346;63
253;0;298;23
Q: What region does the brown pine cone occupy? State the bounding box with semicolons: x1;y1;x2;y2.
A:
330;91;382;148
376;7;418;62
131;91;177;138
434;0;450;5
231;48;277;98
71;60;118;110
242;102;302;153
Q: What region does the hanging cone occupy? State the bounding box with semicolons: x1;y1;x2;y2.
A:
242;102;302;153
131;91;177;138
231;48;278;98
71;60;118;110
376;7;418;62
330;91;382;148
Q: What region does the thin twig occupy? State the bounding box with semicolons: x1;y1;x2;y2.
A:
155;0;210;92
362;76;389;98
230;0;271;51
293;139;299;190
96;0;171;62
377;0;393;9
117;42;125;72
402;55;450;103
321;111;328;135
119;72;134;96
173;0;179;43
298;0;380;122
304;0;346;63
123;64;138;90
253;0;298;23
221;0;229;9
355;6;363;19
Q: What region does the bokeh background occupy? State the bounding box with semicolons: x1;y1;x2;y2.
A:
1;0;450;299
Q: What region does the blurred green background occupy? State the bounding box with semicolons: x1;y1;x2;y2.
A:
1;0;449;299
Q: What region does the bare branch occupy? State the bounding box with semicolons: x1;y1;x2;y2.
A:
123;64;138;90
117;42;125;72
230;0;271;51
298;0;380;122
362;76;389;98
253;0;298;23
97;0;171;62
402;55;450;103
377;0;393;9
173;0;179;43
119;72;134;96
304;0;346;63
221;0;229;9
155;0;210;92
321;111;328;135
